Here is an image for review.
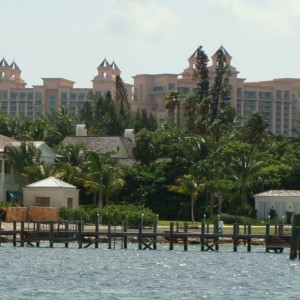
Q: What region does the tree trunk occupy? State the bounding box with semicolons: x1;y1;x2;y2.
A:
218;192;223;215
210;191;214;217
98;192;103;209
191;197;195;223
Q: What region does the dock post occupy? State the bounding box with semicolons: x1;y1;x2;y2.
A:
153;217;157;250
78;220;82;249
183;222;188;251
247;224;251;252
214;222;219;251
49;222;54;248
138;217;143;250
108;221;112;249
13;221;17;247
233;223;238;252
290;214;300;259
0;220;1;247
65;222;69;248
123;221;128;249
20;221;25;247
169;222;174;250
278;224;283;236
265;223;270;252
95;216;99;249
200;222;205;251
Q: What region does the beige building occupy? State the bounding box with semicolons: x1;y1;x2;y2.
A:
23;177;79;209
0;58;132;120
132;46;300;137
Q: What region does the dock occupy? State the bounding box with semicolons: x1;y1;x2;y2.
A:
0;220;291;252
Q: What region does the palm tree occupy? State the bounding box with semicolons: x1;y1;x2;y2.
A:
82;151;113;209
5;141;42;203
223;142;264;205
242;111;270;145
169;174;205;223
165;90;180;133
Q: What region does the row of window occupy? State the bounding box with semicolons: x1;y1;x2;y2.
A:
0;91;89;101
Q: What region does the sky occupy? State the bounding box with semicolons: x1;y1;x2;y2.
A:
1;0;300;88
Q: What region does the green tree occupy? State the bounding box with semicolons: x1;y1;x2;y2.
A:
82;151;114;209
169;174;205;223
115;74;131;127
210;47;231;123
165;90;180;133
192;45;210;102
132;129;159;166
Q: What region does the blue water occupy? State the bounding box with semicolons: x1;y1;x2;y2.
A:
0;243;300;299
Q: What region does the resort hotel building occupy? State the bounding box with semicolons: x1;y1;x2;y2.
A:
1;46;300;137
132;47;300;137
0;58;133;120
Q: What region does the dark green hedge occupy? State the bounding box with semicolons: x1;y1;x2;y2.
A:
59;204;157;227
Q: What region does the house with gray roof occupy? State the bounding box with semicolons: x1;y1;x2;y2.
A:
254;190;300;221
0;134;56;202
62;135;136;165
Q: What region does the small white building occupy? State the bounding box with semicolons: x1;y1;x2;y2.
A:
254;190;300;220
23;177;79;209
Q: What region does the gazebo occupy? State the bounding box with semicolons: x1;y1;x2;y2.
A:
23;177;79;209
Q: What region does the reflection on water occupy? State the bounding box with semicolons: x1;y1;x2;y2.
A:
0;244;300;299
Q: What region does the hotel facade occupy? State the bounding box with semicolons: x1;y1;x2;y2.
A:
0;47;300;137
0;58;132;120
132;47;300;137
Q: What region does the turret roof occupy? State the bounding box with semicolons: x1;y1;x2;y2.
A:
111;60;120;71
213;45;231;57
98;58;111;68
0;58;9;67
10;61;20;70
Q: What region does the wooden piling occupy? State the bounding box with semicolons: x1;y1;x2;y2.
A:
20;221;24;247
13;221;16;246
233;223;238;252
290;214;300;259
108;221;112;249
183;222;188;251
138;219;143;250
247;224;251;252
49;222;54;248
214;222;219;251
123;221;127;249
65;222;69;248
169;222;174;250
95;218;99;249
200;222;205;251
78;220;82;249
153;218;157;250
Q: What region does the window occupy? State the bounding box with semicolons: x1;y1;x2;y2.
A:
153;86;164;93
284;91;290;100
70;93;77;100
177;87;189;94
10;92;17;99
19;92;26;100
67;198;73;208
61;92;68;100
36;197;50;207
276;90;282;100
1;101;7;113
78;93;85;100
1;91;8;100
258;92;272;99
27;92;33;100
244;91;256;98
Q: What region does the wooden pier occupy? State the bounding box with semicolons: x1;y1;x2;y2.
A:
0;220;292;252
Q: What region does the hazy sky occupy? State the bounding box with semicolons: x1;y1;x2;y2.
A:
1;0;300;88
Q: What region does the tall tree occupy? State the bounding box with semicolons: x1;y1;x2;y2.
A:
192;45;210;102
210;48;231;123
169;174;205;223
165;90;180;133
115;75;131;127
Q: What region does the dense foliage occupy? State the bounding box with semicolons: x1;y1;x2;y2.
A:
1;60;300;223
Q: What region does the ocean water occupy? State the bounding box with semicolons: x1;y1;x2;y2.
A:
0;243;300;300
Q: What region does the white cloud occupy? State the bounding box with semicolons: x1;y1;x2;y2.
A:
213;0;300;39
107;0;178;47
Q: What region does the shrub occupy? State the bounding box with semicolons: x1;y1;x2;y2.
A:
58;204;157;227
